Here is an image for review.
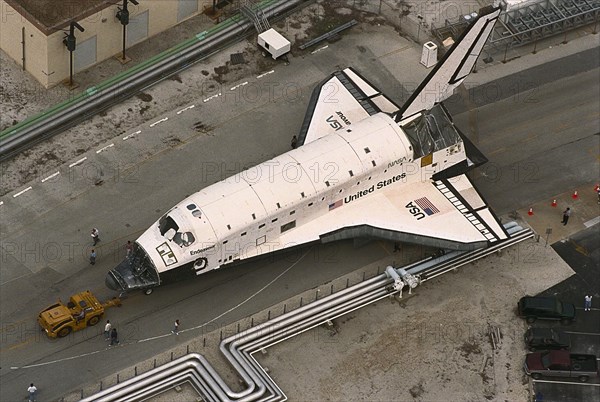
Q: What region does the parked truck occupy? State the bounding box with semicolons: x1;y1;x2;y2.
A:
524;350;599;382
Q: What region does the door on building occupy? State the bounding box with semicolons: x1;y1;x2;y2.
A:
178;0;198;22
74;36;97;72
126;10;149;47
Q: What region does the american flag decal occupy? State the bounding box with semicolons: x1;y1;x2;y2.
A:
415;197;439;216
329;199;343;211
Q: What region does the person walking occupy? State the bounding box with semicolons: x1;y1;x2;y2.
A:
291;135;298;149
126;241;133;258
584;295;593;311
561;208;571;225
89;249;97;265
109;328;119;346
104;320;112;340
172;319;180;335
91;228;100;245
27;383;37;402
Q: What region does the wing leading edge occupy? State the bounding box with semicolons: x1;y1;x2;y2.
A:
237;174;508;262
290;173;507;250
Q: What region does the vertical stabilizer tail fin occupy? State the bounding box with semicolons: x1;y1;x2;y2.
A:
395;6;500;122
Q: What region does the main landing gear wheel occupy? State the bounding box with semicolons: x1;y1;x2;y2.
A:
193;258;208;270
144;288;153;295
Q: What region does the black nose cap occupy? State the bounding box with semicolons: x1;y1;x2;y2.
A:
105;272;120;291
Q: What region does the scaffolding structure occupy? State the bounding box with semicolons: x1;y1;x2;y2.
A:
433;0;600;53
239;0;271;33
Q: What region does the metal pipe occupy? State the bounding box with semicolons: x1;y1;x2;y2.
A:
0;0;309;160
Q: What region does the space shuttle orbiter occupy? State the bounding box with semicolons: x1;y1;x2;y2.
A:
106;7;504;294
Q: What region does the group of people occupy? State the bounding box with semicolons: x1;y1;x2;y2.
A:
88;227;134;265
104;320;119;346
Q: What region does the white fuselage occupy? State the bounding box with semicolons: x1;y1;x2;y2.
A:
135;112;466;280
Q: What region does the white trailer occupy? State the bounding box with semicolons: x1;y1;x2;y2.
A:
258;28;291;60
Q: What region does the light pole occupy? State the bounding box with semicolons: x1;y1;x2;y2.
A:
116;0;139;63
416;14;424;43
63;21;85;88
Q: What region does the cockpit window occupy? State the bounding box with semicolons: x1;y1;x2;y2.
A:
129;244;153;275
159;215;179;236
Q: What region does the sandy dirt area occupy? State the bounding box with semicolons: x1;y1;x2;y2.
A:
258;237;573;401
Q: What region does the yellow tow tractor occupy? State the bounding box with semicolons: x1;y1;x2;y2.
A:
38;290;121;338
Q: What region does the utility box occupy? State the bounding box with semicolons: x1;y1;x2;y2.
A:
258;28;291;60
420;41;438;68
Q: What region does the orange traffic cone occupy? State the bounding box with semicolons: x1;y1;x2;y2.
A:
551;199;557;207
528;207;534;216
572;190;578;199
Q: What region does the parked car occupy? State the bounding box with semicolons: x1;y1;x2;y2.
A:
524;350;598;382
517;296;576;324
525;328;571;351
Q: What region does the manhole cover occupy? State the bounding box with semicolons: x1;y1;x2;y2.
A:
230;52;245;65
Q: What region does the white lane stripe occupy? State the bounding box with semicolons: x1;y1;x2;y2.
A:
230;81;248;91
532;379;600;386
123;130;141;140
13;187;32;198
11;347;110;369
203;93;221;103
0;272;32;286
584;216;600;227
256;70;274;79
41;172;60;183
176;105;195;114
149;117;168;127
69;157;87;168
96;143;114;154
311;45;328;54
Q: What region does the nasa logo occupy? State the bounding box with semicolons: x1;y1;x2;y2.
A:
387;157;407;169
326;115;343;131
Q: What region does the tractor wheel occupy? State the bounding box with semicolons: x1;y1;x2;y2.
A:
57;326;72;338
87;316;100;326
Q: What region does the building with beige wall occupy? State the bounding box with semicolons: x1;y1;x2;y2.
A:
1;0;208;88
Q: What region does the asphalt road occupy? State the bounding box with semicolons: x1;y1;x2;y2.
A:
453;67;600;215
1;50;599;401
527;225;600;402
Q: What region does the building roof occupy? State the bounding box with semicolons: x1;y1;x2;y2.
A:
6;0;113;35
258;28;290;50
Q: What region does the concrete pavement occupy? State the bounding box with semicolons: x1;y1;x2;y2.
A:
519;183;600;245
